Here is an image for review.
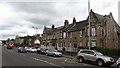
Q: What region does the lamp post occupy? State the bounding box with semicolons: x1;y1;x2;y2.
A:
32;26;41;47
32;26;39;35
88;0;91;50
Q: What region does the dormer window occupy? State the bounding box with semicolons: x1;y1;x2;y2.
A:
63;32;66;38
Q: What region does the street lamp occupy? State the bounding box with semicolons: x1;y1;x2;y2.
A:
32;26;39;35
32;26;42;47
88;0;91;50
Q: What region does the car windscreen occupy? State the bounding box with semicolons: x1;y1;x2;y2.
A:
9;44;13;46
95;52;103;56
50;49;57;52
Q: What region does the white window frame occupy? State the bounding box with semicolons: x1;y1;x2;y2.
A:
29;39;31;41
70;32;72;38
91;41;96;47
48;36;49;40
80;42;82;47
70;43;72;51
87;41;89;47
87;28;90;36
80;30;82;37
92;28;96;36
61;33;62;38
63;32;66;38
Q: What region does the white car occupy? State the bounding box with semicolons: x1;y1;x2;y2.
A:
116;57;120;68
27;47;37;53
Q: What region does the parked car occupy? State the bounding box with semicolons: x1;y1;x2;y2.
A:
77;49;114;67
46;49;63;57
24;47;29;51
7;44;14;49
116;57;120;68
27;47;37;53
37;47;48;54
7;42;14;49
18;47;27;53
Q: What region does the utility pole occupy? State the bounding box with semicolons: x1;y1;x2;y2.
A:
88;0;91;50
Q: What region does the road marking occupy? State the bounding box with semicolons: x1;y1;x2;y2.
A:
49;57;63;60
32;57;64;68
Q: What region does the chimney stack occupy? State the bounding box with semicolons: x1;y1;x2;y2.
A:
52;25;55;30
73;17;76;24
64;20;69;26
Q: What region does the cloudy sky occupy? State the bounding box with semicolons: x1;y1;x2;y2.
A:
0;0;119;40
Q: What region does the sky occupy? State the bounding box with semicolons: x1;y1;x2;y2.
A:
0;0;119;40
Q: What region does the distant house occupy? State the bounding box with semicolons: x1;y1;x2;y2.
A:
15;34;42;47
42;10;120;52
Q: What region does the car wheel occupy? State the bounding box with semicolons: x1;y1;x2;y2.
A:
117;64;120;68
18;50;20;53
97;60;104;67
53;54;56;57
78;57;84;63
46;53;48;56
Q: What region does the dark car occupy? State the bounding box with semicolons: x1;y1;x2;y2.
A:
37;47;48;54
18;47;27;53
46;49;63;57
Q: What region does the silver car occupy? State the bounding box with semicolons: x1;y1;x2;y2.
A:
77;49;114;66
116;57;120;68
46;49;63;57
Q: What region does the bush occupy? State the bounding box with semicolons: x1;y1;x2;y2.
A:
94;47;120;56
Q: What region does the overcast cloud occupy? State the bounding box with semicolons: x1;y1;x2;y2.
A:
0;0;119;40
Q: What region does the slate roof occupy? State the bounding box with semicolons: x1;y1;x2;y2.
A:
62;24;74;32
54;26;64;31
43;27;53;35
43;9;120;34
68;20;87;32
94;13;105;23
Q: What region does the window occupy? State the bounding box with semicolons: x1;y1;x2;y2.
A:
92;42;96;47
48;36;49;40
104;28;106;37
80;30;82;37
70;32;72;38
87;28;90;36
53;34;55;39
63;32;66;38
80;42;82;47
61;42;62;47
92;28;96;36
45;37;46;40
88;51;94;55
70;43;72;51
87;41;89;47
61;33;62;38
80;50;88;54
29;39;31;41
63;42;65;47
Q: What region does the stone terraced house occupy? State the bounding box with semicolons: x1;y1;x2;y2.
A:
42;10;120;52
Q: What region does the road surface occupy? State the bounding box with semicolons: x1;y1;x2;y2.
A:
2;46;115;68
